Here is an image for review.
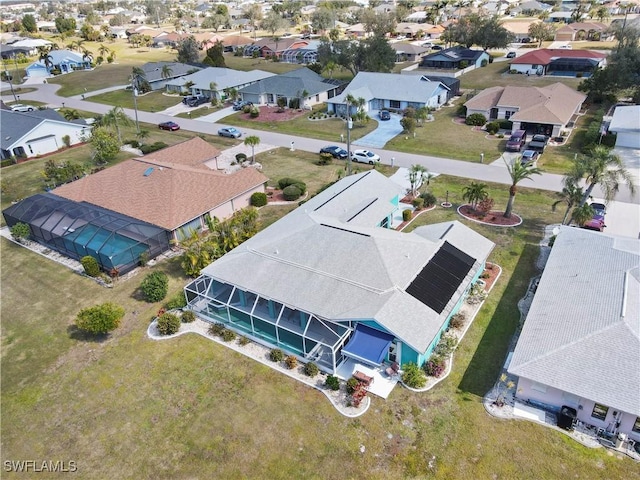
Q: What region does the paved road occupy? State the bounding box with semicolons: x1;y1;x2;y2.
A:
3;82;638;209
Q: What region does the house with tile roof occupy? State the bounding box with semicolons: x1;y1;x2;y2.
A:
554;21;612;42
508;49;607;77
463;83;586;137
184;170;494;376
391;42;430;62
327;72;450;115
25;49;92;78
508;226;640;441
243;37;310;59
0;109;90;160
53;137;268;241
163;67;275;102
237;67;344;108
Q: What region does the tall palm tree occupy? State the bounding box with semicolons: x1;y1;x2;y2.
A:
244;135;261;163
407;164;429;197
131;66;147;92
504;158;542;218
81;48;93;65
462;182;489;209
322;60;337;79
37;46;54;71
98;44;111;58
565;146;636;207
101;106;132;145
552;181;586;225
209;81;218;103
161;64;173;80
571;203;595;226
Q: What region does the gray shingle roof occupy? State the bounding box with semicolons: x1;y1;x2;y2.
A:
164;67;275;91
141;62;200;83
201;171;494;353
330;72;445;104
508;226;640;416
238;67;336;97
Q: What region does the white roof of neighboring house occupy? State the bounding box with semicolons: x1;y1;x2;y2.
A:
509;226;640;416
201;170;494;354
164;67;275;91
10;38;52;48
330;72;447;104
609;105;640;134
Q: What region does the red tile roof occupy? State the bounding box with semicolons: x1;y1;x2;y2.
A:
511;48;607;66
54;138;267;231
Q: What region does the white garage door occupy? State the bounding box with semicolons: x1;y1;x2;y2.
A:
27;135;59;156
616;132;640;149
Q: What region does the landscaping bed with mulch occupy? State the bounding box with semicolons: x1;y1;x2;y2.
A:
242;106;308;122
458;204;522;226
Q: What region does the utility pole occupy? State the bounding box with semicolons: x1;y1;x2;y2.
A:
3;58;17;102
346;97;352;176
131;74;140;134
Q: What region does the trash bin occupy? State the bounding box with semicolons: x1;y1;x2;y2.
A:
615;433;626;448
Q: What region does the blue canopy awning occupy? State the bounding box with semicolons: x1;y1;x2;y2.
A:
342;324;394;367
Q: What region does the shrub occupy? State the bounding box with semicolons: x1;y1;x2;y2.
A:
208;322;225;336
81;255;101;277
235;153;247;163
242;104;252;114
346;377;360;395
477;197;495;214
465;113;486;126
412;197;424;209
140;271;169;302
435;334;458;356
140;142;168;154
250;191;268;207
284;355;298;369
62;135;71;147
1;158;15;168
421;192;437;207
165;291;187;310
486;121;500;135
325;375;340;390
221;328;236;342
481;59;488;67
181;310;196;323
282;184;302;201
350;383;367;407
499;119;513;130
317;152;333;165
303;362;319;377
459;60;468;68
139;251;149;266
156;312;181;335
238;336;250;346
10;222;30;241
124;139;140;148
423;355;446;378
278;178;306;192
449;312;465;330
402;209;412;221
249;106;260;118
269;348;284;362
76;302;125;335
401;362;426;388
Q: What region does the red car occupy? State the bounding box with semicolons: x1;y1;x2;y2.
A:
158;121;180;131
582;218;606;232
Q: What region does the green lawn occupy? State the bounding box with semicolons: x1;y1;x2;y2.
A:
2;151;638;478
88;90;181;112
460;61;582;91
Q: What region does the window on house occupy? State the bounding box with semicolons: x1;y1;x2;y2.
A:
591;403;609;421
390;100;400;109
505;110;515;119
633;417;640;433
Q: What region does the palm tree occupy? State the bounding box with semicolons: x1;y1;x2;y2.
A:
37;46;54;72
161;64;173;80
131;66;147;92
136;129;150;145
98;44;111;58
299;89;309;109
462;182;489;210
81;48;93;65
407;164;429;197
503;158;542;218
101;106;132;145
565;146;636;207
209;81;218;104
552;181;585;225
571;203;595;226
322;60;337;79
244;135;261;164
62;108;81;120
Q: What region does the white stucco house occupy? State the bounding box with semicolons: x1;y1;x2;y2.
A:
508;226;640;442
1;109;90;160
326;72;450;115
608;105;640;149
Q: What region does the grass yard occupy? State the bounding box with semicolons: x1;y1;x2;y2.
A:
88;90;181;112
223;110;378;143
2;163;638;478
460;61;582;91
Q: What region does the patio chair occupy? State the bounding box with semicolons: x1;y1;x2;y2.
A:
385;362;399;378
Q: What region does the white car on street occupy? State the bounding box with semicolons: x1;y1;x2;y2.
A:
350;149;380;165
10;104;35;112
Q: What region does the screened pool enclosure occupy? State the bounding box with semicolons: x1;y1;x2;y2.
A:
3;193;171;274
185;276;355;374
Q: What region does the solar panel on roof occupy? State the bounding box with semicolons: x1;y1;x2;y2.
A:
406;241;475;313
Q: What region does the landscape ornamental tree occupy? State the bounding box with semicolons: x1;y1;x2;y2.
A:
156;312;181;335
91;127;120;165
504;159;542;218
75;302;125;335
10;222;30;242
140;271;169;302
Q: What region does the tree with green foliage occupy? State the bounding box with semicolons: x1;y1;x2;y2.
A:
564;146;636;206
55;16;76;34
21;14;37;33
311;8;335;33
407;164;430;197
503;159;542;218
10;222;30;241
261;10;287;37
528;22;556;48
244;135;261;163
400;116;416;136
202;14;229;32
161;64;173;80
552;181;586;225
442;13;512;50
176;36;200;63
100;106;132;145
462;182;489;209
204;41;226;68
243;3;263;38
91;127;120;165
156;312;181;335
76;303;125;335
140;271;169;302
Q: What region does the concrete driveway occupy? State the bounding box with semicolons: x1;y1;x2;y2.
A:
353;110;403;149
198;106;236;123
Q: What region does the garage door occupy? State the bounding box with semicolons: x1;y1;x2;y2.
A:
616;132;640;149
27;135;58;156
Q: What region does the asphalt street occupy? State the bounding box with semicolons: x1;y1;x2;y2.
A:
3;81;638;231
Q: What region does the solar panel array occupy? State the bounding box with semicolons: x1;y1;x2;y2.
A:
406;241;476;313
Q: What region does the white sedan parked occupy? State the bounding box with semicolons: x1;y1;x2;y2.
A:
350;149;380;165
